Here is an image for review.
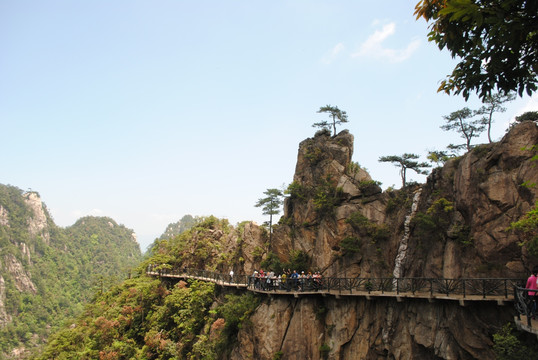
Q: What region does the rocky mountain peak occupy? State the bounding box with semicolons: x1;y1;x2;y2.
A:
23;192;50;245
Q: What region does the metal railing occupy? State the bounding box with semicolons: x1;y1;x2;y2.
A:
147;265;522;301
514;286;538;327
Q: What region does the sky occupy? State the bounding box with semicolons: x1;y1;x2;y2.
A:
2;1;537;252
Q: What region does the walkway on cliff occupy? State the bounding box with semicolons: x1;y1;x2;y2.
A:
147;267;521;306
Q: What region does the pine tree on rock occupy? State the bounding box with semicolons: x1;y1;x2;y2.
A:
379;153;430;188
254;188;284;243
313;105;348;136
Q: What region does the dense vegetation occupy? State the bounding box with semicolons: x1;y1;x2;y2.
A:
36;216;259;359
0;184;142;358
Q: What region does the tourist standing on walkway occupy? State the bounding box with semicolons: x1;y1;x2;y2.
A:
526;266;538;316
526;266;538;296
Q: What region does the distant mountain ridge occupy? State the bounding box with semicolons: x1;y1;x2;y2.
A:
0;185;142;358
157;214;197;241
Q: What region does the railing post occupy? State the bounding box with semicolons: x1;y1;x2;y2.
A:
463;279;466;298
482;279;486;299
514;287;521;320
381;279;385;294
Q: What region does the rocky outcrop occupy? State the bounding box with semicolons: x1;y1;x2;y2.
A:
274;130;389;278
236;222;267;275
23;192;50;245
0;206;9;227
233;122;538;360
0;275;11;328
2;254;37;294
404;120;538;278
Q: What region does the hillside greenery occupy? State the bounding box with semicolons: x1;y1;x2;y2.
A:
0;184;142;358
36;216;260;359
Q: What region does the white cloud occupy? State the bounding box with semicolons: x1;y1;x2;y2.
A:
321;43;345;64
519;94;538;114
505;93;538;128
352;22;420;63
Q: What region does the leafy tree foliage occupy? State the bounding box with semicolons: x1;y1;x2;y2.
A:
415;0;538;100
427;150;453;166
378;153;430;187
312;105;348;136
509;201;538;256
493;323;533;360
255;188;284;242
440;107;485;151
515;111;538;123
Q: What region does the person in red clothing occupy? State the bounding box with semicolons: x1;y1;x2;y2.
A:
526;266;538;317
526;266;538;296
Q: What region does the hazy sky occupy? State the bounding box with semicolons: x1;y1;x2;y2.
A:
2;1;536;251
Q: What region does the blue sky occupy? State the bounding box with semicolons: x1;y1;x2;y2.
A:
2;1;536;252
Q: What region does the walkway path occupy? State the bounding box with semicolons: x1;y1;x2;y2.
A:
147;267;521;306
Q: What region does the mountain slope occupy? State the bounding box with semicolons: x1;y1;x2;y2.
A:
0;185;142;358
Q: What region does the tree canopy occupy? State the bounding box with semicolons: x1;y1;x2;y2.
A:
378;153;430;187
415;0;538;100
440;107;486;151
313;105;348;136
515;111;538;123
254;188;284;242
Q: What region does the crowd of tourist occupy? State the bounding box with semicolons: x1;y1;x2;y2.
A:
249;269;323;292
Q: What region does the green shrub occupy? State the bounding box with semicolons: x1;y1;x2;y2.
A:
252;246;264;260
358;180;382;189
339;236;362;255
286;181;308;201
347;161;361;176
304;144;323;164
493;323;529;360
509;201;538;256
472;144;491;158
412;197;457;243
385;190;412;214
313;176;344;218
346;212;389;242
287;250;310;272
319;343;331;360
314;128;331;137
216;293;260;340
260;252;284;274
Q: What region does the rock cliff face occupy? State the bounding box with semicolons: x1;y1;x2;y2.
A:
23;192;50;245
0;275;10;328
233;121;538;360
